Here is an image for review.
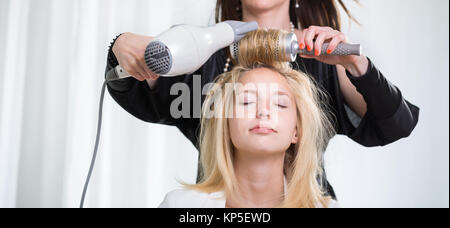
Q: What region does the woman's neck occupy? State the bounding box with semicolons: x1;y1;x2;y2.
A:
227;152;286;208
242;1;292;32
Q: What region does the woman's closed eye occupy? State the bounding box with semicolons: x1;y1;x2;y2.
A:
238;93;290;108
272;102;288;109
273;96;290;109
241;101;256;106
239;94;256;106
239;100;289;108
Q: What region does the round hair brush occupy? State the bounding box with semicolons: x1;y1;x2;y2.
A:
230;31;362;63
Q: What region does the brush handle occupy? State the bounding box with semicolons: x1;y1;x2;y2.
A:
297;43;362;56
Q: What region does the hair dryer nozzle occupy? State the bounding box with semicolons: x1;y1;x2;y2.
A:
224;21;259;43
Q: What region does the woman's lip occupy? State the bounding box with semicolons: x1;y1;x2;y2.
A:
249;127;276;134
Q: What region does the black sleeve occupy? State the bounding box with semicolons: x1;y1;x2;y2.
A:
342;57;420;147
104;34;202;127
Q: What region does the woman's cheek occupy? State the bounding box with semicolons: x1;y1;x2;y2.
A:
277;107;297;131
228;118;240;145
228;118;250;150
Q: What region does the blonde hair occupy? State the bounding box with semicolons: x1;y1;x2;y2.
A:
183;29;336;208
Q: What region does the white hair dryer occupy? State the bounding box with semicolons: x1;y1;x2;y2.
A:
106;20;258;80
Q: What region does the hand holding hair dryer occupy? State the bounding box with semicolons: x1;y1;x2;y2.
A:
106;21;258;81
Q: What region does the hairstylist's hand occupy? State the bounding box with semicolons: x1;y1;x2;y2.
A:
297;26;360;66
112;32;160;81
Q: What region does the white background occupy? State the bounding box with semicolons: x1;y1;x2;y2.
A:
0;0;448;208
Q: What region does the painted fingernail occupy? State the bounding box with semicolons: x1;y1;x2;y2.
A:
307;45;312;51
327;49;332;54
315;49;320;56
299;43;305;49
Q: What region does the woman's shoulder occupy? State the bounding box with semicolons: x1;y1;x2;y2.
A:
328;199;341;208
158;188;225;208
315;199;341;208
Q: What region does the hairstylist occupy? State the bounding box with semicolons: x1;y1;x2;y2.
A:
104;0;420;200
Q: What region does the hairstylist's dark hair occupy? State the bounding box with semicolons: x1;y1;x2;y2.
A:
215;0;360;31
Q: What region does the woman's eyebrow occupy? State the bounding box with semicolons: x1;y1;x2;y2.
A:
271;90;292;100
274;90;290;96
238;89;290;97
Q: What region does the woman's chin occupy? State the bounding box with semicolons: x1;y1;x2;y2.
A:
243;0;288;15
244;0;282;11
243;143;286;156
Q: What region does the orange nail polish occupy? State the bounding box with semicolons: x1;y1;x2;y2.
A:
307;45;312;51
327;49;332;54
299;43;305;49
315;49;320;56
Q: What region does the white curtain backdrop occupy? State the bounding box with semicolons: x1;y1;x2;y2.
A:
0;0;448;208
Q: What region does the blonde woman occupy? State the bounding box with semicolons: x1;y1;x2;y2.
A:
159;29;339;208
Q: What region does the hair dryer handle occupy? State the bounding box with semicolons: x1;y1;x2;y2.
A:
105;65;131;82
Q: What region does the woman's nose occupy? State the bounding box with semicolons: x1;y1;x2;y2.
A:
257;105;270;119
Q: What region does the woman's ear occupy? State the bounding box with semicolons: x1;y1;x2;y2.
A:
291;129;298;144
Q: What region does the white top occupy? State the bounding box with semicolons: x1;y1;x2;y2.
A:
159;176;340;208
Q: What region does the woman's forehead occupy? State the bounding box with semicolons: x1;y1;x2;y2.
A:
237;68;292;95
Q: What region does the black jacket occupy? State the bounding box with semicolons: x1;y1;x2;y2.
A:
104;35;420;200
